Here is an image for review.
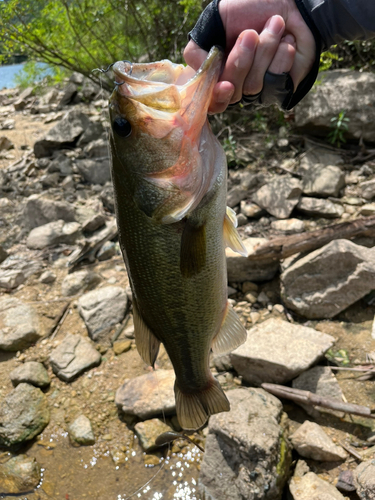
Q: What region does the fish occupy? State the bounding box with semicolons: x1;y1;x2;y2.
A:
108;46;248;431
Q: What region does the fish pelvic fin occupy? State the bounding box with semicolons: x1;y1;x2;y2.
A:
180;219;206;278
174;378;230;431
223;208;248;257
212;301;247;355
133;299;160;367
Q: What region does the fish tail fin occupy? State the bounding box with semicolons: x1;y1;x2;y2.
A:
174;378;230;431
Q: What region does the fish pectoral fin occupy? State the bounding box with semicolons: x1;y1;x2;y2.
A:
223;211;248;257
132;299;160;367
226;206;238;227
180;219;206;278
174;378;230;431
211;302;247;355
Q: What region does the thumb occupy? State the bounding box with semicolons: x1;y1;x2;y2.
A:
184;40;209;70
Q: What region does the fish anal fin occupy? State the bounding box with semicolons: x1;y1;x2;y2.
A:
223;213;248;257
212;302;247;355
133;300;160;367
174;379;230;431
180;219;206;278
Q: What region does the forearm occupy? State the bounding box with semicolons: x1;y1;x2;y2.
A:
299;0;375;50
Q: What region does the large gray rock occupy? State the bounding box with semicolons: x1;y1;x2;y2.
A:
355;460;375;500
115;370;176;420
290;472;346;500
281;239;375;319
0;455;41;494
252;177;302;219
10;362;50;388
27;220;81;249
296;197;344;218
198;388;290;500
75;158;111;185
34;109;91;157
0;298;41;351
78;286;128;339
226;238;279;283
290;421;347;462
49;333;101;382
302;164;345;198
0;383;50;447
23;194;75;230
295;70;375;142
61;269;101;297
77;121;105;146
230;318;335;385
68;415;95;446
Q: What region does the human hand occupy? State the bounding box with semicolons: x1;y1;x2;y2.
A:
184;0;316;113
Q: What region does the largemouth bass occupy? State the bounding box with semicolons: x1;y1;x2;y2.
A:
109;47;247;430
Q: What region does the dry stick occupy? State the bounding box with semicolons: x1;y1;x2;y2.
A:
248;215;375;261
261;383;375;419
330;366;375;373
50;303;71;340
339;441;363;461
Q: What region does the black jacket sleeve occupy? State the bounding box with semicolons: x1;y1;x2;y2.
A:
300;0;375;50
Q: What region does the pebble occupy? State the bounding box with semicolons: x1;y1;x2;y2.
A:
68;415;95;446
113;340;132;355
134;418;172;452
0;455;41;494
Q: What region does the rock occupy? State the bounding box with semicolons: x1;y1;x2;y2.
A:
0;297;41;351
230;318;334;385
336;470;356;493
13;87;34;111
23;194;75;230
81;78;100;101
290;421;347;461
355;460;375;500
61;270;101;297
81;213;106;233
290;472;346;500
27;220;82;249
0;269;26;290
33;109;91;157
271;218;305;233
0;383;50;447
75;158;111;185
68;415;95;446
0;245;8;264
84;138;108;158
296;197;344;218
39;270;56;284
100;182;115;212
359;204;375;216
0;256;43;280
77;121;104;146
240;200;264;218
47;155;73;176
0;455;41;494
0;136;14;151
49;333;101;382
10;362;50;388
113;339;132;355
227;186;248;208
226;238;279;282
134;419;172;452
198;388;290;500
360;179;375;201
115;370;176;420
97;241;117;261
292;366;345;418
78;286;128;339
281;239;375;319
252;176;302;219
302;164;345;198
0;118;15;130
58;82;78;107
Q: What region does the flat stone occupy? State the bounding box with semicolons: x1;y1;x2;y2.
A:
230;318;334;385
290;421;347;461
49;333;101;382
61;270;101;297
39;270;56;284
271;218;305;234
0;269;26;290
78;286;128;339
252;176;302;219
226;238;279;282
290;472;346;500
359;204;375;216
113;340;132;355
355;460;375;500
115;370;176;420
134;418;172;452
81;213;106;233
0;383;50;447
281;239;375;319
23;194;76;230
227;186;248;208
360;179;375;201
27;220;82;249
292;366;345;418
75;158;111;185
336;470;356;493
240;200;264;218
297;197;344;218
10;361;50;388
68;415;95;446
0;297;41;351
0;455;41;494
302;164;345;198
198;388;290;500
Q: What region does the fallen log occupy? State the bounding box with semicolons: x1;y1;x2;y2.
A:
248;215;375;261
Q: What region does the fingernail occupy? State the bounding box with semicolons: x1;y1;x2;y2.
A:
265;15;284;36
217;88;234;104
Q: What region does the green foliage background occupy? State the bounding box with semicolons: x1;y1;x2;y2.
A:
0;0;206;87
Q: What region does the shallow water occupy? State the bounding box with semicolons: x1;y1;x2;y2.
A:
0;63;52;89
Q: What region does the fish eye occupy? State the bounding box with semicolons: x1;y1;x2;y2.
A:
113;117;132;138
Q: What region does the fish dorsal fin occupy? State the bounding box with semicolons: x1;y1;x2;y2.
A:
132;299;160;367
180;219;206;278
223;210;248;257
211;302;247;355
